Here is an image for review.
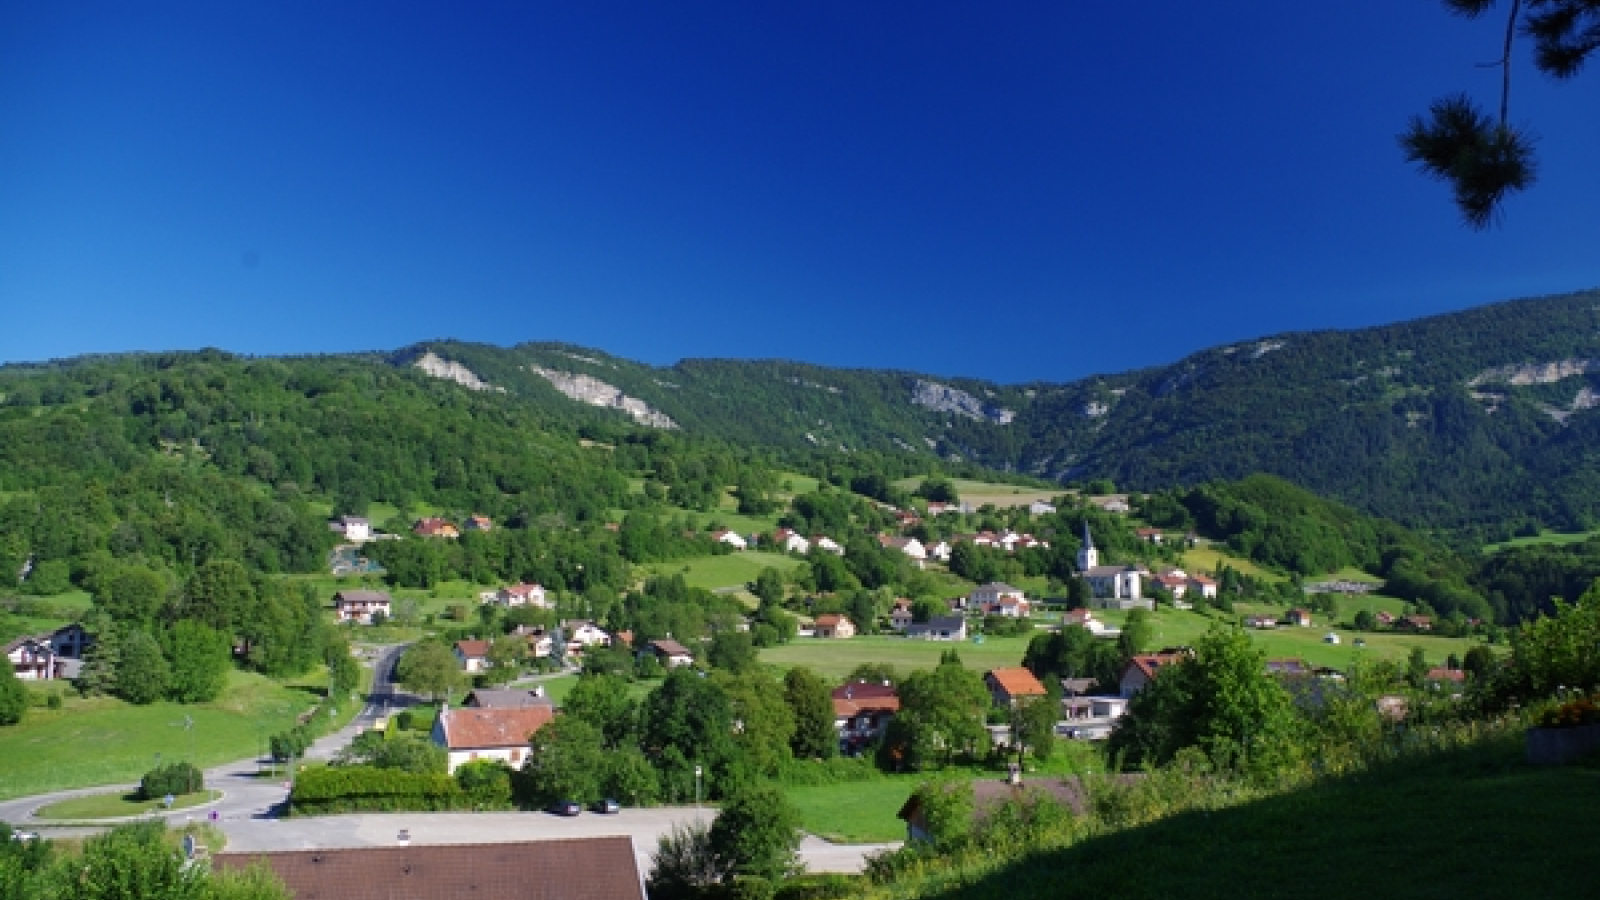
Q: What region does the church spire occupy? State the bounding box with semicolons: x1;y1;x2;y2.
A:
1077;521;1098;571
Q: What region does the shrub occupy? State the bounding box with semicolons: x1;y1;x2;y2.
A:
139;761;204;800
454;760;514;808
289;765;466;815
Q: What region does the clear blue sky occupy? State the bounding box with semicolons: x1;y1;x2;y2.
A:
3;2;1597;383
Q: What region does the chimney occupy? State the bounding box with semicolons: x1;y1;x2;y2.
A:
397;829;411;847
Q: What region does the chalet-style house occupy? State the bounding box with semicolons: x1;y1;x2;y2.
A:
479;582;548;608
462;514;494;532
813;614;857;639
333;589;392;624
889;599;915;631
430;704;554;773
5;623;91;681
329;515;371;542
1396;614;1434;632
412;517;460;539
453;640;490;673
905;616;967;641
1119;651;1190;698
1136;527;1164;544
644;638;695;668
216;838;645;900
923;539;952;562
510;625;555;658
1285;608;1314;627
559;621;612;654
985;667;1048;707
832;680;899;755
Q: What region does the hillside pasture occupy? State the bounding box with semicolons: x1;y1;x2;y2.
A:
644;551;803;592
894;477;1065;510
759;633;1037;683
1482;528;1600;553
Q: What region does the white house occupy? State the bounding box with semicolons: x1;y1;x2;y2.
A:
330;516;372;542
480;583;548;608
712;530;748;550
431;705;554;774
774;529;811;555
879;536;927;566
644;638;695;668
923;539;952;562
969;581;1025;612
454;640;491;673
1063;609;1120;637
333;590;392;624
560;621;612;654
1028;500;1057;515
813;614;857;639
811;535;845;556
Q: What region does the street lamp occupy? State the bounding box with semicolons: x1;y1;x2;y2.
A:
694;765;702;808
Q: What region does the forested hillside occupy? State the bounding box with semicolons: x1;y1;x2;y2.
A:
392;287;1600;533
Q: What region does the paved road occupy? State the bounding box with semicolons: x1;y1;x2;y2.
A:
1;644;900;872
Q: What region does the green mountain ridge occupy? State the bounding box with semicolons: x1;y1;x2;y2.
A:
383;288;1600;532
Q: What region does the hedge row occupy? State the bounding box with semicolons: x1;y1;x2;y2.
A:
289;765;468;815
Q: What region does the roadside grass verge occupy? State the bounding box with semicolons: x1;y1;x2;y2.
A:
33;789;221;820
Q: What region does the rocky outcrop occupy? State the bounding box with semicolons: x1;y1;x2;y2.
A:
910;379;1014;424
1468;359;1600;386
411;352;502;392
526;365;677;429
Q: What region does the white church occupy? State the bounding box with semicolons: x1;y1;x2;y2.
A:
1078;524;1153;610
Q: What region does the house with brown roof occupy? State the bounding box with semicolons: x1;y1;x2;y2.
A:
889;599;915;631
413;517;460;538
1285;608;1313;627
430;704;554;773
1119;652;1189;698
985;667;1048;707
214;836;644;900
813;614;856;639
1397;614;1434;632
333;589;392;624
462;514;494;532
480;583;548;608
644;638;694;668
832;680;900;754
453;640;491;673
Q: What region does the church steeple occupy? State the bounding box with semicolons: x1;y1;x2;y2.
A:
1077;522;1098;571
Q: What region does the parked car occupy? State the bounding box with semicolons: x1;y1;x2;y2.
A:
592;798;620;814
550;800;581;817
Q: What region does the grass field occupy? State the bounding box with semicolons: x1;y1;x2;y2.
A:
1483;528;1600;553
1178;543;1281;581
0;670;334;801
33;788;221;820
645;551;804;592
893;477;1064;510
759;634;1038;682
1092;604;1481;669
786;777;922;842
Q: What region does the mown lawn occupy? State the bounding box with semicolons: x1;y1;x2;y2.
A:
760;634;1037;682
892;477;1064;510
0;670;331;800
787;777;920;843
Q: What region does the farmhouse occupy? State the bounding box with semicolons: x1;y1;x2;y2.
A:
333;589;392;624
813;614;857;639
216;838;645;900
712;529;747;550
430;704;554;773
773;528;811;555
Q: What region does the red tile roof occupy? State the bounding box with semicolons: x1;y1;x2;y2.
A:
454;640;490;659
215;837;643;900
831;681;899;716
436;706;553;750
986;667;1047;699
